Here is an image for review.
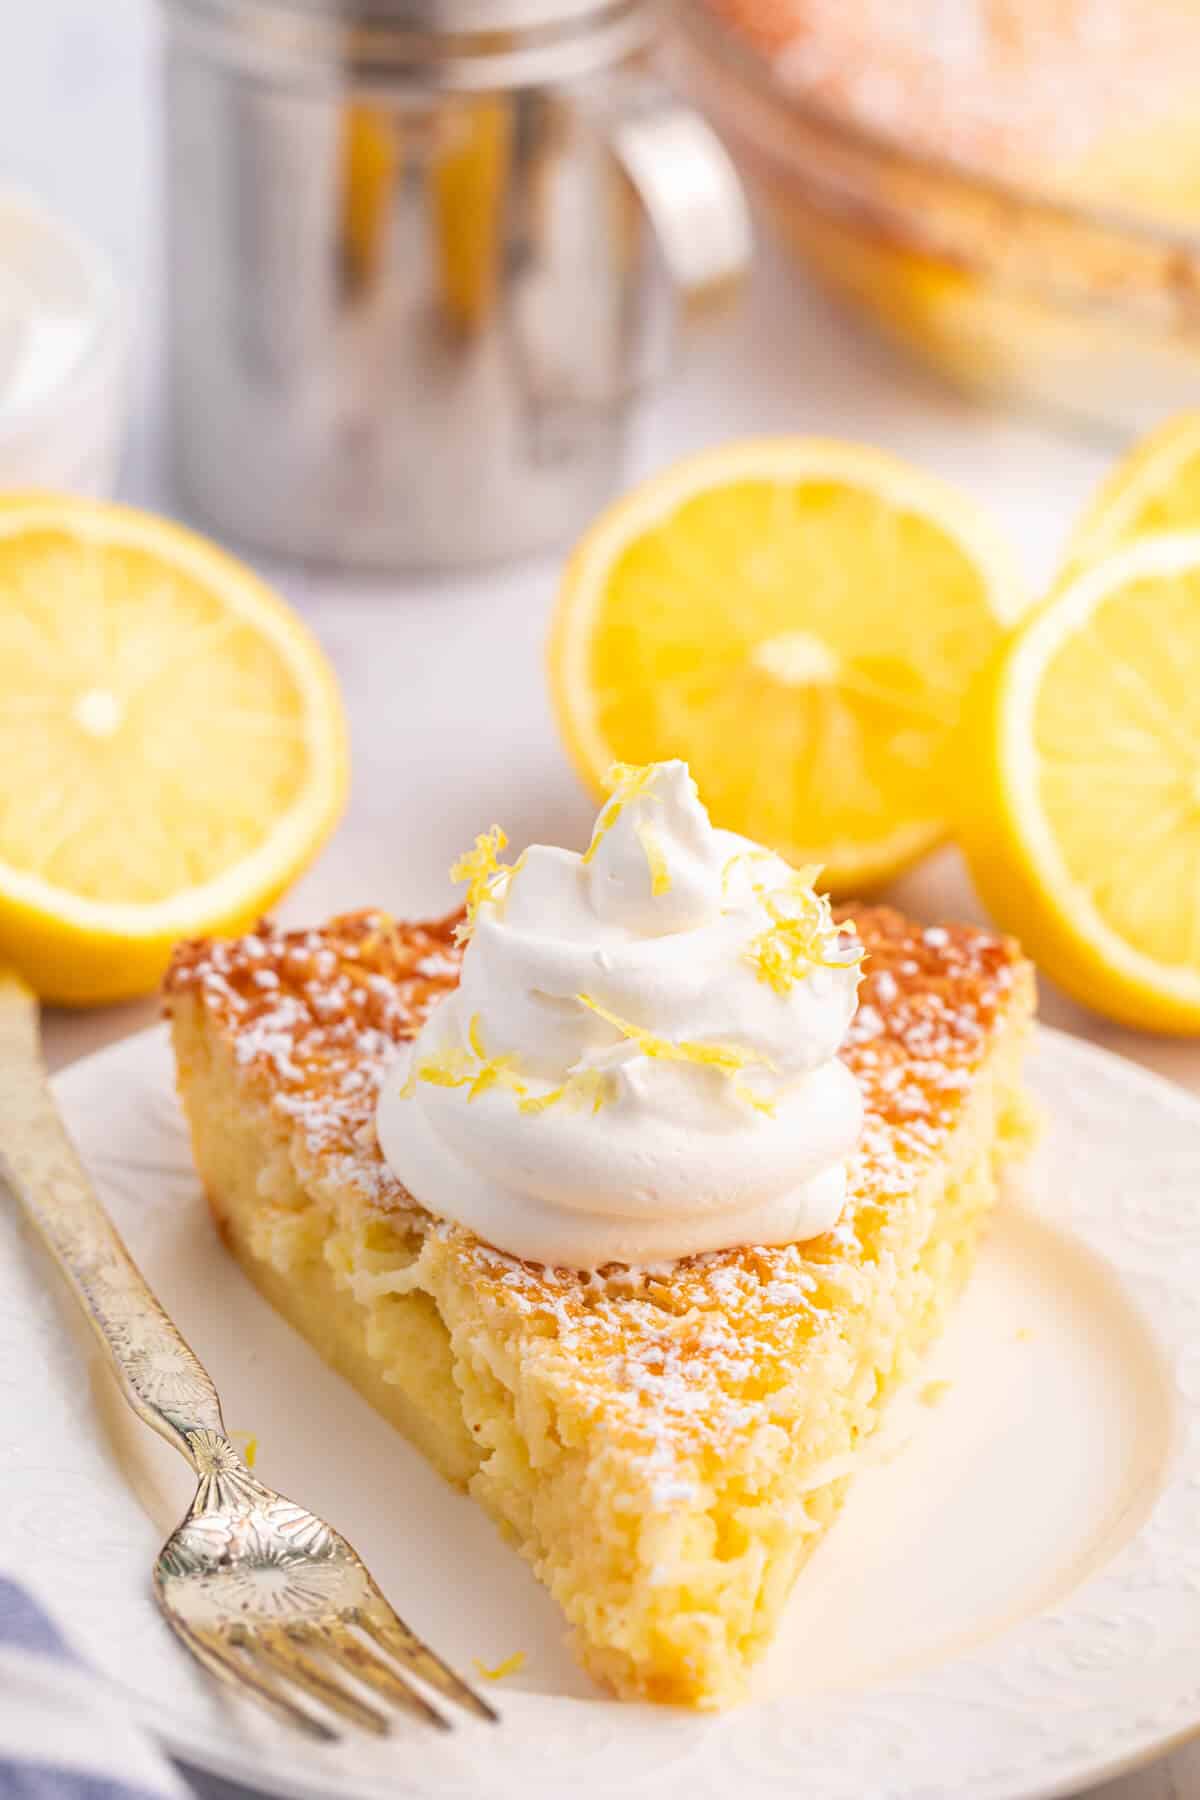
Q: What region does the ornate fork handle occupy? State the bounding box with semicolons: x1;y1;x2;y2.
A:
0;972;226;1464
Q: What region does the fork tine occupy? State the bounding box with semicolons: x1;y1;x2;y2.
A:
359;1606;500;1723
171;1622;339;1743
312;1627;452;1732
251;1630;391;1735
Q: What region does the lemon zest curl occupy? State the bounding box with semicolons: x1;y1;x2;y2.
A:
403;1014;611;1115
449;830;530;943
517;1067;610;1116
473;1651;526;1681
582;762;673;895
635;819;671;896
744;866;864;996
577;994;776;1116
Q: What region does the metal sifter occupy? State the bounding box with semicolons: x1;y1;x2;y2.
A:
161;0;750;568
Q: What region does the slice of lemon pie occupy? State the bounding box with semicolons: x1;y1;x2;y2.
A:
165;762;1035;1708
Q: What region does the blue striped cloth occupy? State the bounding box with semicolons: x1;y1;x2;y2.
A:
0;1578;242;1800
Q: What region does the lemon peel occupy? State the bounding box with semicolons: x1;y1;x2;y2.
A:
230;1431;259;1469
745;868;864;997
635;819;671;896
518;1068;610;1116
451;826;512;940
404;1012;526;1101
578;993;776;1115
582;762;672;894
464;1014;526;1099
473;1651;526;1681
404;1014;610;1116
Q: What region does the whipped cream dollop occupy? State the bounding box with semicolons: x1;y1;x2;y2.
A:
376;761;864;1269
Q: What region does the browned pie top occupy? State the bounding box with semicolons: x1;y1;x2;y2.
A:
166;902;1027;1248
166;904;1032;1483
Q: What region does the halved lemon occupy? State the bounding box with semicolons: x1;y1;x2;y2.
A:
960;531;1200;1034
549;438;1026;890
1063;411;1200;572
0;494;348;1004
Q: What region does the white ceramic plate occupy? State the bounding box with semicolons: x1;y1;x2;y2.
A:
3;1024;1200;1800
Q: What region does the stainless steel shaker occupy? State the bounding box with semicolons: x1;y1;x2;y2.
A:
161;0;750;568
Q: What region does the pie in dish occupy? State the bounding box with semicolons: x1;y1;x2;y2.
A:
165;896;1035;1708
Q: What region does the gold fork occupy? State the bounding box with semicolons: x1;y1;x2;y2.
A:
0;973;497;1741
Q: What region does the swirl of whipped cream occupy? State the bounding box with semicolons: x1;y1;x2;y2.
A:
375;761;863;1269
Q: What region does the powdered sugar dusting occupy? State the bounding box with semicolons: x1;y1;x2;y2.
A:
167;902;1032;1506
166;908;463;1216
436;905;1030;1500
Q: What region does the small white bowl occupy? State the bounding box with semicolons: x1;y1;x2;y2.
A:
0;190;127;496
